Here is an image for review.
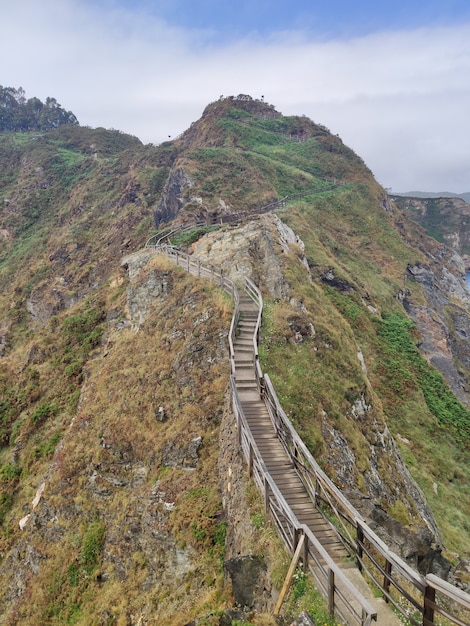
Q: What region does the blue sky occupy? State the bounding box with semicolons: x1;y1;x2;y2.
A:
94;0;470;40
2;0;470;192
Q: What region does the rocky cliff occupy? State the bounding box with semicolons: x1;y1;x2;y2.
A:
391;194;470;268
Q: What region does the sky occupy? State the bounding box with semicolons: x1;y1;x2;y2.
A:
2;0;470;192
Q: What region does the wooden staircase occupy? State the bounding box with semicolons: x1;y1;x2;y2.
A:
233;292;350;565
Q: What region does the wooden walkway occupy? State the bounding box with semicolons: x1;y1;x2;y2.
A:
233;292;402;625
233;293;350;565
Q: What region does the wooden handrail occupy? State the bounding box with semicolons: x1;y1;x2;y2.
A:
230;375;377;625
145;184;345;249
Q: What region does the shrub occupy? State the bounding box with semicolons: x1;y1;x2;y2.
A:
1;463;21;483
31;401;58;424
0;493;13;524
81;520;106;573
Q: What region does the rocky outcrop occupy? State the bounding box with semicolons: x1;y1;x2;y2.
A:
392;195;470;260
154;166;195;226
345;489;451;576
121;248;172;327
191;213;305;298
322;402;444;558
404;255;470;406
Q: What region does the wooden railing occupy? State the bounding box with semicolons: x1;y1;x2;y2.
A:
230;373;377;626
150;237;470;626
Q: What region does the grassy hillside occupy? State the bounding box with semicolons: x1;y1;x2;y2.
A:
268;191;470;554
0;95;469;622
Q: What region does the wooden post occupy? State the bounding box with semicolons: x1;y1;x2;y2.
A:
315;477;321;508
303;532;309;571
423;583;436;626
356;525;364;572
383;559;392;602
197;259;201;276
273;533;305;616
264;477;270;515
248;443;253;476
294;527;301;553
328;568;335;617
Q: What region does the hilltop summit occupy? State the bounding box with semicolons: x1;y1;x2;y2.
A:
155;94;372;226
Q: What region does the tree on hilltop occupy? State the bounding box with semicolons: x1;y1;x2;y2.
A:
0;86;79;132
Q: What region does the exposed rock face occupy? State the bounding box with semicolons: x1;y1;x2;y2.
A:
161;435;202;469
322;403;444;560
224;556;269;608
191;213;303;298
218;399;258;560
392;194;470;261
345;490;450;576
121;248;173;327
155;166;194;226
404;254;470;406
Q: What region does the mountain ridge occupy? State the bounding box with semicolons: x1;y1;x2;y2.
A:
395;190;470;203
0;95;469;624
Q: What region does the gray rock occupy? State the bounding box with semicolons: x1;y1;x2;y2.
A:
290;611;316;626
224;555;267;608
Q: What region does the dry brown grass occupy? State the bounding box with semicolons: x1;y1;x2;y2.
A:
0;260;237;624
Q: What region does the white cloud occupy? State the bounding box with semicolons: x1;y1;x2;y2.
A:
2;1;470;191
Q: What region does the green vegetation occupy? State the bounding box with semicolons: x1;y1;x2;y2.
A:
81;519;106;573
0;86;78;132
0;493;13;525
33;431;61;458
31;401;59;425
59;306;105;385
61;307;104;356
169;225;220;248
376;312;470;442
0;462;21;483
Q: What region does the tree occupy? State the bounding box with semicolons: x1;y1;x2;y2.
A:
0;86;79;132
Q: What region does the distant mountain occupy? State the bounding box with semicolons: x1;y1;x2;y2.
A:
395;190;470;203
